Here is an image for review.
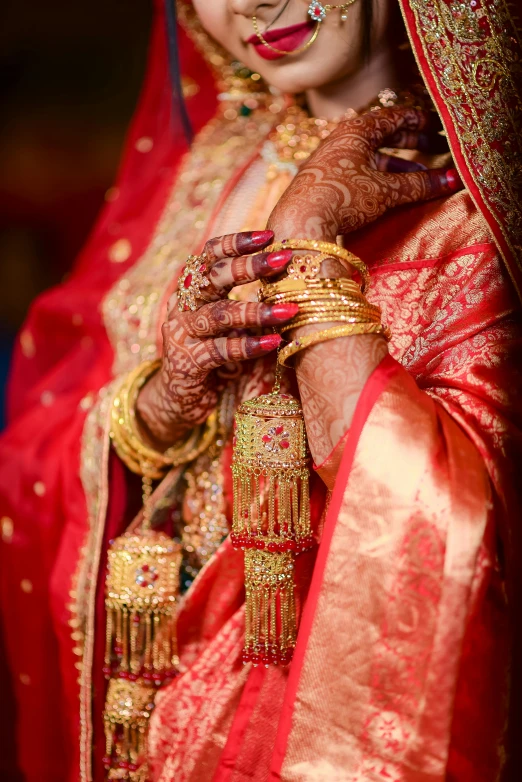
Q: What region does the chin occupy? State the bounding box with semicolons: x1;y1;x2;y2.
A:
258;63;346;97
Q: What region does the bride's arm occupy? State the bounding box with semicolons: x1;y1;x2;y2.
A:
266;106;461;468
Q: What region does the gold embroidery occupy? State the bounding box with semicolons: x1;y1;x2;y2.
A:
75;381;119;782
102;109;281;376
405;0;522;296
108;238;132;264
1;516;13;543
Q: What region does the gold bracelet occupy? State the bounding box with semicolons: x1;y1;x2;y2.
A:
279;309;381;332
110;360;219;477
260;276;362;301
124;361;203;467
281;313;383;332
266;239;369;292
262;287;367;305
284;300;381;315
278;323;389;366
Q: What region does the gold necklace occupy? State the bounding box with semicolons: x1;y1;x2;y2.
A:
267;87;438;166
269;104;357;165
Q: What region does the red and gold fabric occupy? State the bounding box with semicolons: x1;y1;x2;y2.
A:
0;1;521;781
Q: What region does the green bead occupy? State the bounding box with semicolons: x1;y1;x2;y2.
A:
240;105;252;117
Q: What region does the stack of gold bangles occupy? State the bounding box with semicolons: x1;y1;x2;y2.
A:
110;359;218;481
260;239;390;367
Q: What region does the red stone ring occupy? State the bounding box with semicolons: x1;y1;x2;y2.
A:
176;253;212;312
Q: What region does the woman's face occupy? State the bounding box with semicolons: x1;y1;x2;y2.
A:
191;0;393;95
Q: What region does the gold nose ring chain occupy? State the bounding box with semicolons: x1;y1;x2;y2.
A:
252;2;357;56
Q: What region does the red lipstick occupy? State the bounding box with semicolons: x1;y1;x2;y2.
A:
246;21;316;61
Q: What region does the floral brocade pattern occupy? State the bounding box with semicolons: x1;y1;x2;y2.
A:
369;240;521;475
404;0;522;295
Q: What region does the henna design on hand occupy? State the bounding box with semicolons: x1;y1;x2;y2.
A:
294;332;389;467
267;106;463;242
264;107;461;477
136;231;295;449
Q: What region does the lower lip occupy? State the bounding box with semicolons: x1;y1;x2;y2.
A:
250;22;317;61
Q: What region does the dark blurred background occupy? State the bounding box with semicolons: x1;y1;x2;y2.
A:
0;0;153;427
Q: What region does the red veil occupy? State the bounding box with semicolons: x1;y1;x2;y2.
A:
0;1;521;780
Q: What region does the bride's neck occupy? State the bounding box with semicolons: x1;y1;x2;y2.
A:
305;46;400;119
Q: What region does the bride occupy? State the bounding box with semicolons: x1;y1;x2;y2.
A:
1;1;521;780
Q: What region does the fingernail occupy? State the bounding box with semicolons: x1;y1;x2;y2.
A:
267;249;293;269
250;230;274;248
445;167;463;192
259;334;282;351
271;303;299;320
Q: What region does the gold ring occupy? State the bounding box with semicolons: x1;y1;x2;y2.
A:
177;254;211;312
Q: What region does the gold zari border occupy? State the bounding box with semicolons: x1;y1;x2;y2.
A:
403;0;522;297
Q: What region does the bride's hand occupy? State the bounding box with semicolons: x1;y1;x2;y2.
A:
267;105;462;241
266;106;463;472
136;230;297;449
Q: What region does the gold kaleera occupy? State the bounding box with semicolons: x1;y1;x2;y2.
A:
231;369;313;668
102;476;182;781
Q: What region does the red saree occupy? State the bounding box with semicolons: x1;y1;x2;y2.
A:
0;1;521;781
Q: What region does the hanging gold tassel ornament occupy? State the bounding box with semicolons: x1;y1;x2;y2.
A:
102;477;182;780
232;384;313;668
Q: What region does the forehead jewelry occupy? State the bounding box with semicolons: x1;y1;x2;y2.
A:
252;1;357;56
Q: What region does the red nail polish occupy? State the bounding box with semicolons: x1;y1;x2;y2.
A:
259;334;282;351
267;250;293;269
271;303;299;320
250;230;274;247
445;167;463;192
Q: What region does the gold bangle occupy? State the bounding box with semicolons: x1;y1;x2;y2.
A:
265;288;367;304
110;395;166;479
110;359;219;477
284;300;380;314
260;276;362;301
266;239;369;292
124;361;202;467
281;312;383;332
279;310;381;332
278;323;389;366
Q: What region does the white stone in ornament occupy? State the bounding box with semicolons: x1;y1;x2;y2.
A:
308;2;327;23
